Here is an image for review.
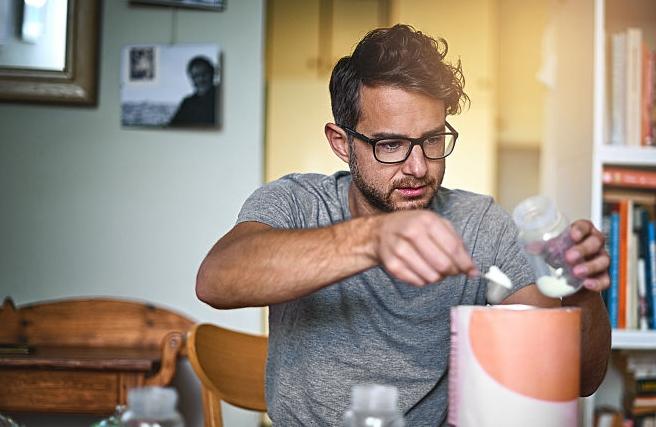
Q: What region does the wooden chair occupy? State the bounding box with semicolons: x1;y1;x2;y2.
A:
0;296;194;414
186;323;268;427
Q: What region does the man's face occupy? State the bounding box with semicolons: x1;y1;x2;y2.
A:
349;85;447;213
189;64;214;95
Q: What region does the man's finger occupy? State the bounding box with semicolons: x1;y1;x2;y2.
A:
582;273;610;292
572;251;611;278
566;233;605;263
569;219;593;243
427;222;477;276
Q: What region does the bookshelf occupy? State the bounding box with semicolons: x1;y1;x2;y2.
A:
587;0;656;426
612;330;656;350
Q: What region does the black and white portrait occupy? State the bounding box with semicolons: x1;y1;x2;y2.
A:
129;47;155;81
121;43;221;129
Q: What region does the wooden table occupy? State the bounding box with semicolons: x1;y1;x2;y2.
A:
0;346;163;414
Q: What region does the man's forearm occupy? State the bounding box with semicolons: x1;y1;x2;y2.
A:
562;289;611;396
196;217;380;309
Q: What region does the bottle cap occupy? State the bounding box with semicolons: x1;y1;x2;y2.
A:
351;384;399;412
512;195;559;232
127;386;178;418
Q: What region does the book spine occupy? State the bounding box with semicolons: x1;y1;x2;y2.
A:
627;28;643;147
642;44;654;146
649;221;656;329
637;377;656;396
612;32;627;146
619;200;629;328
610;212;620;329
639;258;648;330
603;167;656;190
641;209;654;329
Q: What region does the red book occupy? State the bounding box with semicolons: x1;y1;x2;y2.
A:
618;199;629;329
603;166;656;189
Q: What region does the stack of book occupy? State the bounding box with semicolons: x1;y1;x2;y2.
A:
628;354;656;426
609;27;656;148
602;166;656;330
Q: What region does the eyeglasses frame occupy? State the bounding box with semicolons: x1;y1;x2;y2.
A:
338;121;459;164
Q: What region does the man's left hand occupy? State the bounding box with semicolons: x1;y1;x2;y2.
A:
564;219;610;293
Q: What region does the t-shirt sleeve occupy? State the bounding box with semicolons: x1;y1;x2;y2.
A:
236;177;300;229
487;204;537;295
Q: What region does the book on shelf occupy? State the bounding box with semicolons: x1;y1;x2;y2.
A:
602;195;656;330
649;221;656;329
609;26;656;147
642;44;654;147
609;211;620;328
627;28;642;148
603;167;656;190
637;377;656;396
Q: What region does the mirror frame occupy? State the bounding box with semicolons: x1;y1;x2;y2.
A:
0;0;100;106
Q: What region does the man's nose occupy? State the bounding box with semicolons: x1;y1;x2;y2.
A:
401;144;428;177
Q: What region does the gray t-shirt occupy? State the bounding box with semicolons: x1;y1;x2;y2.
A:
237;171;535;427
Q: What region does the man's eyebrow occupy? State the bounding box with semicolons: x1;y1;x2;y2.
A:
370;125;447;139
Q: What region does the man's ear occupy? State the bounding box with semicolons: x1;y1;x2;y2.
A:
325;123;350;164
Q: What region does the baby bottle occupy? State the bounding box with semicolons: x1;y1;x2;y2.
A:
512;195;583;298
343;384;405;427
120;386;184;427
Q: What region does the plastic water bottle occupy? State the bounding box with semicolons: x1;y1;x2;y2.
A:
512;195;583;298
343;384;405;427
120;386;185;427
90;405;125;427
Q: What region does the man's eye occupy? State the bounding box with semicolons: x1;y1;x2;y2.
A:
424;136;444;146
377;140;405;152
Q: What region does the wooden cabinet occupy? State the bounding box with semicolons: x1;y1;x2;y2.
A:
0;297;193;415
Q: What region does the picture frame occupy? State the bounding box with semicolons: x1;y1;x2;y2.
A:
0;0;100;105
120;43;222;129
130;0;225;11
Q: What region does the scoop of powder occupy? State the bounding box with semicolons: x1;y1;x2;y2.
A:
484;266;513;304
484;266;512;289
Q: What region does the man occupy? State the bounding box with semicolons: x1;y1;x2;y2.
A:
196;25;610;425
169;55;217;127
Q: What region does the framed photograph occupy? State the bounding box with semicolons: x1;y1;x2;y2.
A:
130;0;225;11
121;43;221;129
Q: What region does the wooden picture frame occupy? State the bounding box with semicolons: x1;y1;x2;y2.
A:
0;0;101;106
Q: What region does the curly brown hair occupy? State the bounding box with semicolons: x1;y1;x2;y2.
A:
329;24;469;128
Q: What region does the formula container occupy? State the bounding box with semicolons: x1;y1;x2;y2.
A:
448;305;581;427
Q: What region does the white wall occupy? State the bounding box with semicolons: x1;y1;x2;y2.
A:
0;1;265;426
541;0;594;220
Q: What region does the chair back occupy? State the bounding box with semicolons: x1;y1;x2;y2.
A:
187;323;268;427
0;297;193;351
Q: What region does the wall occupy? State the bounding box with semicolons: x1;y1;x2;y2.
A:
0;1;265;426
389;0;499;196
265;0;384;182
495;0;548;211
541;0;594;220
496;147;540;213
497;0;548;149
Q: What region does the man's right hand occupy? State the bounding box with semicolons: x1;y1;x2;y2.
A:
374;210;479;286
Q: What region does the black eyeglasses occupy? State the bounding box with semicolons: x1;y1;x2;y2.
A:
339;122;458;164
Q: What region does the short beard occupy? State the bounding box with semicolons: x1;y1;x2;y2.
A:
349;143;439;212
